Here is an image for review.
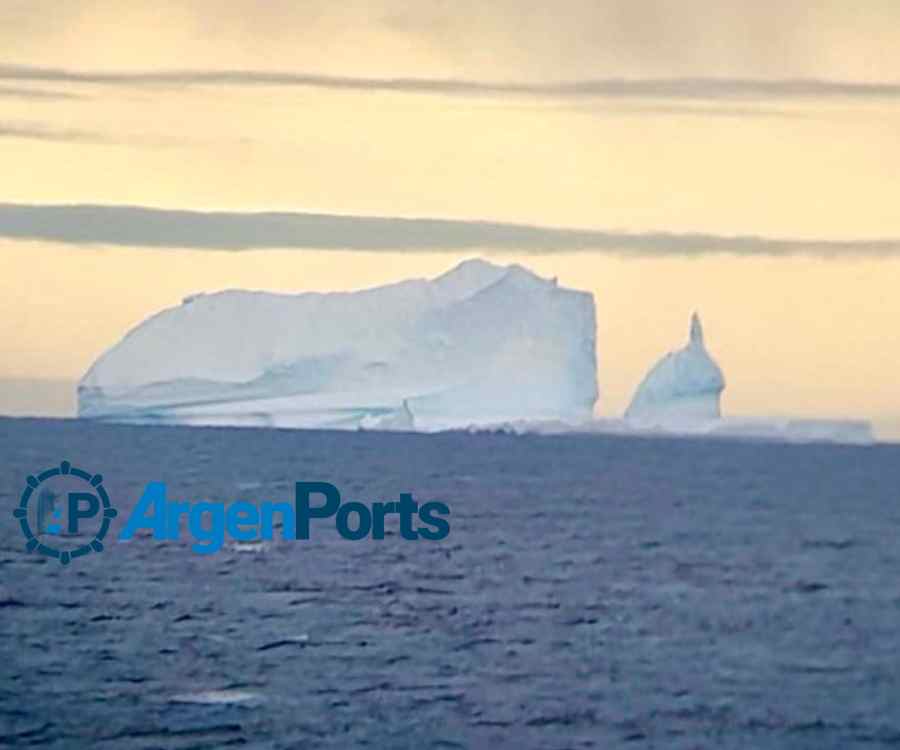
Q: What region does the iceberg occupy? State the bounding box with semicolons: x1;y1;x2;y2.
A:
78;259;598;430
704;417;874;445
359;399;416;432
476;416;874;445
625;313;725;427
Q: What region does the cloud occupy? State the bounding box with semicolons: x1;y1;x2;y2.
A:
3;1;899;84
0;123;107;144
0;121;196;147
2;64;900;101
0;85;82;100
1;203;898;258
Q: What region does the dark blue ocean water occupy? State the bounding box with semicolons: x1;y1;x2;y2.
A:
2;417;899;749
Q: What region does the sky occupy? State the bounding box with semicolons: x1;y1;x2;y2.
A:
1;1;899;438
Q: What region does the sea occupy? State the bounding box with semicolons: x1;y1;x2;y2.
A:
2;416;899;749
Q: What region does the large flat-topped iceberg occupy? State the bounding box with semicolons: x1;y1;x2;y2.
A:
78;259;598;430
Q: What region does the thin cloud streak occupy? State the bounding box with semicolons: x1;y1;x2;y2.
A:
0;123;106;143
0;85;82;100
0;122;196;147
1;203;899;258
2;64;900;101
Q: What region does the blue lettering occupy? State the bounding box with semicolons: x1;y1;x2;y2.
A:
227;501;259;541
295;482;340;540
189;501;225;554
120;482;168;540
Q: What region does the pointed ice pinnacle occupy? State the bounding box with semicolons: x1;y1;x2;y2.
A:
359;399;416;432
625;312;725;426
689;311;703;346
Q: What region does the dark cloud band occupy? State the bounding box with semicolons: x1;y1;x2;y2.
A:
1;203;898;257
2;64;900;100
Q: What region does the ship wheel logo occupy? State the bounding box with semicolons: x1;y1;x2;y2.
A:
12;461;117;565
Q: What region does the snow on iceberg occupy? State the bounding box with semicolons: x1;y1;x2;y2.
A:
625;313;725;427
78;259;598;430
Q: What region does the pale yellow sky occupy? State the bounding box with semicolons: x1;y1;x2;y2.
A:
1;1;899;437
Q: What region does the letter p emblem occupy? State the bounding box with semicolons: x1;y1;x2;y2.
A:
67;492;100;534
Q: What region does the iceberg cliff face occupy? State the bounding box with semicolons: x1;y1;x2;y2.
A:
78;259;598;430
625;313;725;426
